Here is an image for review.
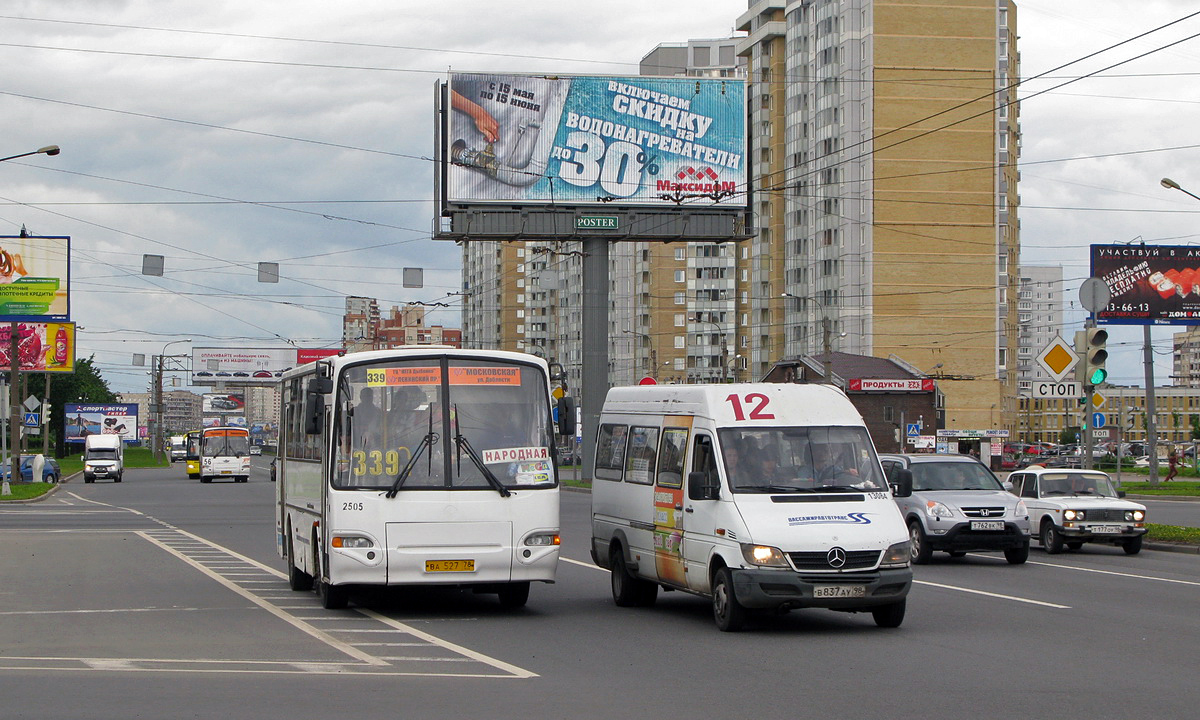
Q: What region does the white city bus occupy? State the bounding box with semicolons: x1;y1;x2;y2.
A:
276;348;564;609
199;426;251;483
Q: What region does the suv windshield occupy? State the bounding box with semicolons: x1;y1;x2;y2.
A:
332;358;555;492
716;426;888;493
1037;472;1118;498
910;461;1003;491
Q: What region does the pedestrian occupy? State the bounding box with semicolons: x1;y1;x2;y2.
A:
1166;448;1178;482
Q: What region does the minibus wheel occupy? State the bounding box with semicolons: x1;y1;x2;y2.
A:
610;546;657;608
711;567;746;632
871;599;906;629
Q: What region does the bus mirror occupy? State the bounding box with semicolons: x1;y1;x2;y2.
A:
304;383;325;436
557;396;576;436
311;376;333;395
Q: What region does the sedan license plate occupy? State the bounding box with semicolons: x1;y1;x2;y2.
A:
1091;525;1121;534
425;559;475;573
814;585;865;599
971;520;1005;531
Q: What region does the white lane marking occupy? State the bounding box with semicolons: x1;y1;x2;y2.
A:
356;608;538;679
1026;559;1200;587
913;580;1070;609
563;556;1068;608
0;607;200;616
64;492;145;515
137;531;387;667
0;656;510;678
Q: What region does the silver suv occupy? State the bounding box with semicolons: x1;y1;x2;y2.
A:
879;454;1031;565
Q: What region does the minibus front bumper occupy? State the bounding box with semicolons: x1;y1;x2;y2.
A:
731;566;912;610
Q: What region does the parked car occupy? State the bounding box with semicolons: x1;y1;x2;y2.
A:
879;453;1031;565
1006;466;1147;555
0;455;62;483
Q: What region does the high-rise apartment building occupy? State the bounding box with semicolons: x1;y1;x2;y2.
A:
1015;266;1064;394
737;0;1021;433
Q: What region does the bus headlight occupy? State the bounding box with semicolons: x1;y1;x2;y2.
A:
881;541;911;568
332;536;373;549
740;543;789;568
524;533;561;546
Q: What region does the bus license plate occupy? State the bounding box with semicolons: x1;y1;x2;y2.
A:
814;585;865;598
971;521;1005;531
425;559;475;573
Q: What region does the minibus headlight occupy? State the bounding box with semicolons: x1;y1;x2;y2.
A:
524;533;561;546
740;544;789;568
332;536;373;549
881;541;911;568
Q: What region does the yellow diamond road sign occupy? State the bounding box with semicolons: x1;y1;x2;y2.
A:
1092;391;1106;408
1036;337;1080;382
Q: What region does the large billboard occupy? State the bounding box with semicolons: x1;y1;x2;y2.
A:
64;403;138;444
443;73;746;207
192;347;295;384
0;235;70;321
0;322;75;372
202;393;245;414
1092;244;1200;325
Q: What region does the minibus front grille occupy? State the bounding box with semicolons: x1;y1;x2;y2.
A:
788;550;881;571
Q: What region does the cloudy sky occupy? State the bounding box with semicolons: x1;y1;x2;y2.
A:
1;0;1199;393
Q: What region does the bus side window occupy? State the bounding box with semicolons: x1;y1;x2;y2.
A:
688;434;719;501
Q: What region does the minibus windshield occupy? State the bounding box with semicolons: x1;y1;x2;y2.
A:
717;426;888;493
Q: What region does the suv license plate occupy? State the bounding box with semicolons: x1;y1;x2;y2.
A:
1091;525;1121;534
814;585;865;598
425;559;475;573
971;521;1005;531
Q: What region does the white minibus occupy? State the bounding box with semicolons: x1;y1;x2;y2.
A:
590;383;913;631
276;348;564;609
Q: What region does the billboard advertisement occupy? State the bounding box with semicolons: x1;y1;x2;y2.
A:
202;393;245;414
0;235;70;322
444;73;746;207
203;415;247;428
296;348;343;364
0;322;75;372
64;403;138;443
1092;244;1200;324
191;347;294;384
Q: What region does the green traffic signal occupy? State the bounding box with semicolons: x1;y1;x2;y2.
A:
1088;367;1108;385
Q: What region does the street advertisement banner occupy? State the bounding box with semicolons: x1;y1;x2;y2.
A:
0;322;75;372
203;415;246;428
445;73;746;207
1092;244;1200;324
202;393;245;414
0;235;70;322
64;403;138;443
191;347;294;384
848;378;935;392
296;348;342;365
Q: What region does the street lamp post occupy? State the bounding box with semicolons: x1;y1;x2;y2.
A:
622;330;658;381
689;315;728;383
2;145;60;491
781;293;833;383
154;340;191;464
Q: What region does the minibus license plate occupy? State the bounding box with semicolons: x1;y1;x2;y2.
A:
425;559;475;573
970;521;1005;531
814;585;865;598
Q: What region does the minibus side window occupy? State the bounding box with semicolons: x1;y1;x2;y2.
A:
688;434;719;500
656;428;689;489
595;423;628;481
625;426;660;485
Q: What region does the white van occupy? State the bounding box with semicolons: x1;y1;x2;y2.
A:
590;383;913;631
83;434;124;483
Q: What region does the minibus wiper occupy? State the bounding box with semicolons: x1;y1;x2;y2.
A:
385;407;437;499
812;485;865;493
452;405;511;497
735;484;815;493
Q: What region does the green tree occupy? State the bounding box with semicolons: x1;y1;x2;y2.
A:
48;355;118;457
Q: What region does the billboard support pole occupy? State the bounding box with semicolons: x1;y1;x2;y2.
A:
9;322;20;486
580;237;609;482
1144;325;1159;486
42;374;50;458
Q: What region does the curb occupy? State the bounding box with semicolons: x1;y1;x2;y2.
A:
1144;541;1200;555
0;470;79;504
1125;493;1200;503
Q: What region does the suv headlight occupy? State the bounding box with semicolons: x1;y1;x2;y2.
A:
881;541;910;568
1126;510;1145;522
740;543;789;568
1014;500;1028;518
1065;509;1085;521
925;501;954;519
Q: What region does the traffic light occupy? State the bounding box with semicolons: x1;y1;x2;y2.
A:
1082;327;1108;386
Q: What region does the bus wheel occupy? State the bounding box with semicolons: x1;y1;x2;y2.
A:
497;582;530;608
315;541;348;609
287;533;312;591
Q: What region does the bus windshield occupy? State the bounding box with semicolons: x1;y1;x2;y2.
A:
203;430;249;457
333;358;555;492
716;426;888;493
